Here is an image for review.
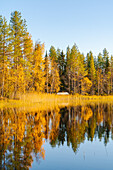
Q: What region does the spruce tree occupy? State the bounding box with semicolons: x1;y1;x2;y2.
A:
57;49;66;91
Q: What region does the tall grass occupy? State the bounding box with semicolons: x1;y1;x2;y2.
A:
1;93;113;110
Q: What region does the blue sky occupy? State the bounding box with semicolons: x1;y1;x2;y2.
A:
1;0;113;56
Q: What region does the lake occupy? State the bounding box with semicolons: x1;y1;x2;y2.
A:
1;103;113;170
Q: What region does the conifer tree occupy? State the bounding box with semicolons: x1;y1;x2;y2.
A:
33;42;45;92
10;11;27;97
50;58;60;93
49;46;60;93
70;44;78;93
97;53;103;95
57;49;66;91
49;46;57;61
103;48;109;73
44;51;50;93
23;32;33;91
0;16;10;97
60;50;65;75
66;46;71;93
78;52;87;94
110;55;113;94
103;48;110;94
86;53;90;77
57;48;61;75
89;51;96;94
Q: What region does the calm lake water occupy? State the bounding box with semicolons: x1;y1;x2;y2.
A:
1;103;113;170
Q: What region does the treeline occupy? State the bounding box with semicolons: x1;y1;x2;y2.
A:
0;11;113;98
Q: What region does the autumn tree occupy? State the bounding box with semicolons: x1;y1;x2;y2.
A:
81;77;92;95
49;46;60;93
0;16;10;97
96;53;103;95
86;52;90;78
66;46;71;93
23;32;33;91
69;44;86;94
89;51;96;94
44;51;50;93
102;48;110;94
70;44;78;93
77;52;87;94
10;11;28;97
110;55;113;94
33;42;45;92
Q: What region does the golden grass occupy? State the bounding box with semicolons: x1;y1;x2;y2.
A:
1;93;113;110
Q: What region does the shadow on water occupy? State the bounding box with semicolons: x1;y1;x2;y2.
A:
0;102;113;169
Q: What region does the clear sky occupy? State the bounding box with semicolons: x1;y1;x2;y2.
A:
1;0;113;56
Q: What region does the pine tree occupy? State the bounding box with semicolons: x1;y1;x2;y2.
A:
50;58;60;93
86;52;90;77
97;53;103;95
49;46;57;61
77;52;87;94
103;48;110;94
49;46;60;93
110;55;113;94
70;44;78;93
23;32;33;91
66;46;71;93
89;51;96;94
0;16;10;97
10;11;27;98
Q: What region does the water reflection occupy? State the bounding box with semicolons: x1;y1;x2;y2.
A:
0;103;113;169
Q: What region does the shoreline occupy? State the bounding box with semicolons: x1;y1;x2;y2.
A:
1;93;113;109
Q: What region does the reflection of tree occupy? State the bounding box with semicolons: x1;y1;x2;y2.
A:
67;120;87;153
44;110;50;140
0;108;46;169
54;106;89;153
81;106;93;121
1;103;113;168
50;104;113;153
32;111;46;160
88;116;96;141
65;107;88;153
86;104;113;145
49;107;61;147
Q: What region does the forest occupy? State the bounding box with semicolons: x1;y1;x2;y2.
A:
1;11;113;98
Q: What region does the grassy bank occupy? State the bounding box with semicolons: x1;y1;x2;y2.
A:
1;93;113;110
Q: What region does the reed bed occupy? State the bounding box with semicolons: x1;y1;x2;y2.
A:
1;93;113;110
